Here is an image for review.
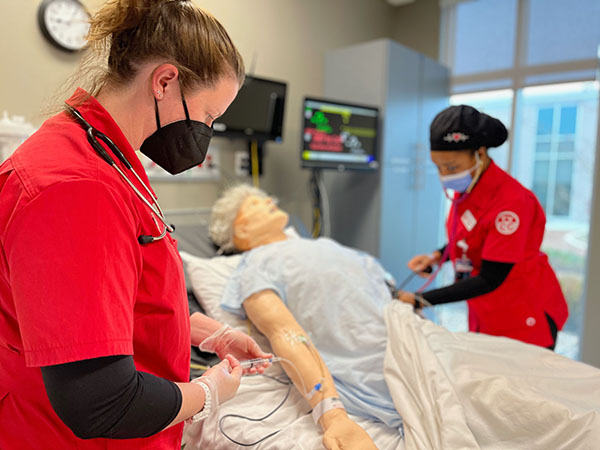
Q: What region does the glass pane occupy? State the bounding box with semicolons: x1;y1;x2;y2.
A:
450;89;513;170
559;106;577;135
513;81;599;359
536;142;551;154
537;108;553;135
453;0;517;75
526;0;600;66
532;160;549;210
553;160;573;216
558;140;575;153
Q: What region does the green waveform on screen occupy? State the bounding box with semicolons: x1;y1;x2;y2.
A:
309;110;332;133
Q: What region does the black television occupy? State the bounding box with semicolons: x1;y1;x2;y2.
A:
301;97;379;171
212;75;287;142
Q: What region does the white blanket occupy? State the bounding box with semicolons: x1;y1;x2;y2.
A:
384;301;600;450
184;301;600;450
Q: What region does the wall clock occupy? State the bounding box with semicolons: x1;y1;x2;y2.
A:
38;0;90;52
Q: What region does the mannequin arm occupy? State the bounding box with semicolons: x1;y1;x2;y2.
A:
244;290;376;449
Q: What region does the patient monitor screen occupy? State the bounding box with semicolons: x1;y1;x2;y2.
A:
301;97;379;171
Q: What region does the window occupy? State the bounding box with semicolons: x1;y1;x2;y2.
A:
526;0;600;66
440;0;600;359
532;105;577;217
452;0;518;75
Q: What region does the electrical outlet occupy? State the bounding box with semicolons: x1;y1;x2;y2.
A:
234;150;250;176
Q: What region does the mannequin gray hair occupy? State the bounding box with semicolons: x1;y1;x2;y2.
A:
209;184;269;253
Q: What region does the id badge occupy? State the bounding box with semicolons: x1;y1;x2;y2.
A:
455;256;473;280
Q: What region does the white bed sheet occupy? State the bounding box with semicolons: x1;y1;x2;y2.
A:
183;366;405;450
384;301;600;450
181;251;600;450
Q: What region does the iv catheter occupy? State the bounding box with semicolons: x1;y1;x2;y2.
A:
239;356;282;369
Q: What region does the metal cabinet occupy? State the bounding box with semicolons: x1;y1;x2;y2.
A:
322;39;449;290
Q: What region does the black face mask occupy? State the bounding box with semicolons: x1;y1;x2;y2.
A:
140;92;213;175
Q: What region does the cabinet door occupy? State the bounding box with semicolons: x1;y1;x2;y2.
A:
411;55;449;282
379;53;449;289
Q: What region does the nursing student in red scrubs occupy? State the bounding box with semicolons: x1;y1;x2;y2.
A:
0;1;270;448
397;105;568;350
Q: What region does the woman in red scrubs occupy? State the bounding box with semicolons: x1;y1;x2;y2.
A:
0;1;270;448
398;105;568;349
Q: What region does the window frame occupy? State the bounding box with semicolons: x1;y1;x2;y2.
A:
441;0;599;173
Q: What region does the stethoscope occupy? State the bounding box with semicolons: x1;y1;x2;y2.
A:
65;103;174;245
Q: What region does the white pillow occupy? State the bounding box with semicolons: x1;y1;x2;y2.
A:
179;251;247;330
179;226;300;343
180;250;274;351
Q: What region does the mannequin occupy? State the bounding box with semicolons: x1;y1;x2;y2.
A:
229;194;378;450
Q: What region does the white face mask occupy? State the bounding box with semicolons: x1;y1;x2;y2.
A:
439;153;481;194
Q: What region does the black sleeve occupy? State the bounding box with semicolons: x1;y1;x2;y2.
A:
421;259;514;305
41;355;182;440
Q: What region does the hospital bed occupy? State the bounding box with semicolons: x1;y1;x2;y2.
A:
170;210;600;450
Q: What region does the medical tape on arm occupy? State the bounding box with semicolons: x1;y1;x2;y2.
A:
311;397;345;424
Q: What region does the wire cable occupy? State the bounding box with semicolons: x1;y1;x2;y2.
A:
250;140;260;188
218;378;294;447
217;354;319;447
308;169;322;237
315;171;330;237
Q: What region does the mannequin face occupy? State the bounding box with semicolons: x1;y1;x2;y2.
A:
233;195;289;251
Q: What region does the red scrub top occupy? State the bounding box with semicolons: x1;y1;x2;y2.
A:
0;89;190;449
446;161;568;347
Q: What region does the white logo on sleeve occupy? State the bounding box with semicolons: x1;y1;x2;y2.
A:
495;211;520;235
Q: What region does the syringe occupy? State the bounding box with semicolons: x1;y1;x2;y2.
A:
239;356;282;369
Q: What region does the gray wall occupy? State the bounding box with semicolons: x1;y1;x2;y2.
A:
392;0;441;62
0;0;442;227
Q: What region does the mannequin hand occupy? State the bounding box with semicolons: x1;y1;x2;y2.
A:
407;254;436;278
396;290;416;306
322;412;378;450
200;355;242;405
199;326;272;374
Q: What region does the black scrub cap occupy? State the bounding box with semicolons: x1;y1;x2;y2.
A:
429;104;508;151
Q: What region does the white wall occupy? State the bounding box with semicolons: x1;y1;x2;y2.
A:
0;0;407;226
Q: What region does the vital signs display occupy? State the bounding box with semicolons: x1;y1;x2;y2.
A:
301;97;379;171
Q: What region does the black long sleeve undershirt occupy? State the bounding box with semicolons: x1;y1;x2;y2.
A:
41;355;182;440
421;259;514;305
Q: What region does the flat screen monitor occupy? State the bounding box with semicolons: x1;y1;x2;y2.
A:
213;75;286;142
301;97;379;171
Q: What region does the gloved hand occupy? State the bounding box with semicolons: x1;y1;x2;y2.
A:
200;355;243;405
407;253;436;278
199;325;272;374
322;413;378;450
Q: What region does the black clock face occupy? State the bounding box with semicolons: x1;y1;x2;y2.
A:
38;0;90;52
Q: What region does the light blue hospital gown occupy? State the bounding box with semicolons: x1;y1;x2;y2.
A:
221;237;403;430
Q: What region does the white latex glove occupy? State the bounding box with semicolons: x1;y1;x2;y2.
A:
199;325;272;374
200;355;242;405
